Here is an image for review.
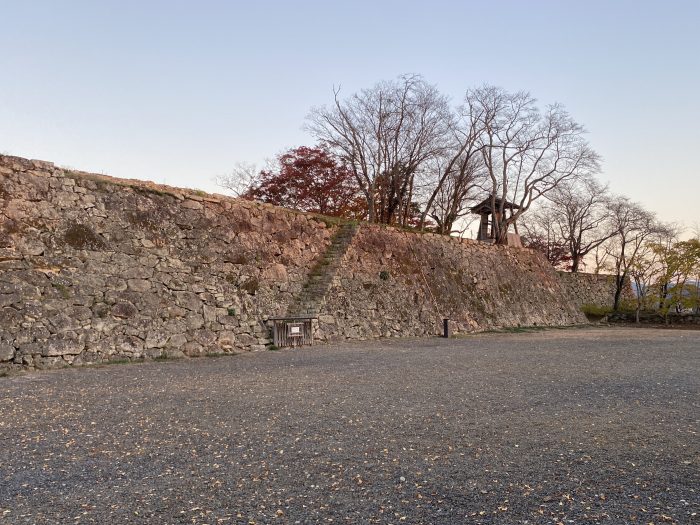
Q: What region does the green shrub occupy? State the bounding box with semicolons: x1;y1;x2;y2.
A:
580;304;613;316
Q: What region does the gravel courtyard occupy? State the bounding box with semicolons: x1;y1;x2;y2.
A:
1;327;698;524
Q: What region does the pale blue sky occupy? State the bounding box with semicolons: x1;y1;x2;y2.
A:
1;0;698;228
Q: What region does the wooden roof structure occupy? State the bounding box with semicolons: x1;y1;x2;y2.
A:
471;194;523;246
470;196;521;214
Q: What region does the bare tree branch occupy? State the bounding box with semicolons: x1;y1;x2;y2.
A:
306;75;451;225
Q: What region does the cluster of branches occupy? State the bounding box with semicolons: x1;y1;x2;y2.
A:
219;74;695;315
521;185;700;312
519;177;616;273
221;75;601;241
626;229;700;320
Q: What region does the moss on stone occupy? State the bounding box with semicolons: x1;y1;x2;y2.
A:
51;282;71;299
241;277;259;295
64;223;106;250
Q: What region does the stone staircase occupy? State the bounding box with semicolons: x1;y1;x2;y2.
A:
287;223;359;317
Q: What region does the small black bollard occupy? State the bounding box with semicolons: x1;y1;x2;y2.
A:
443;318;451;338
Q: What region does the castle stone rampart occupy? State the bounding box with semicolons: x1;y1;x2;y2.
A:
0;155;585;370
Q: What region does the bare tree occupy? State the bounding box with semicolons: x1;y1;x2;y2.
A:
646;224;683;312
651;235;700;316
592;244;612;274
540;176;614;272
692;225;700;313
691;222;700;239
307;75;451;225
604;197;661;310
624;229;700;321
217;161;267;197
416;97;488;233
519;205;572;269
467;86;601;244
421;154;486;234
629;240;663;322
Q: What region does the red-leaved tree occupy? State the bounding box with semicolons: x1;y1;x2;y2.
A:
242;147;366;218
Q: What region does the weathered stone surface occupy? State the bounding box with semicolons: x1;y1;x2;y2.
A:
175;291;202;312
262;263;288;282
127;278;151;292
0;343;14;361
168;333;188;348
236;333;257;346
182;341;204;356
181;199;203;210
216;331;236;349
43;338;84;357
0;293;20;307
164;348;185;359
18;238;45;256
193;329;217;346
0;153;589;371
111;301;137;319
145;330;170;349
203;305;218;324
558;271;633;309
185;314;205;330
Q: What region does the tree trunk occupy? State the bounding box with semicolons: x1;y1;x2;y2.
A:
613;274;625;311
657;282;667;311
571;255;581;273
367;181;376;223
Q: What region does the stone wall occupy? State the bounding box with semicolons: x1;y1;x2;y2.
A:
557;271;628;310
317;227;584;340
0;155;333;370
1;155;586;371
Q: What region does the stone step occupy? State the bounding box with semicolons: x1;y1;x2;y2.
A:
306;282;332;289
302;286;328;294
285;223;359;317
307;277;333;284
298;293;323;299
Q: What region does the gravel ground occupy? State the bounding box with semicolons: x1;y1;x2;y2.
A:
1;327;698;524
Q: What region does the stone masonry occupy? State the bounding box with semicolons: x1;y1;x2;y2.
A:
557;271;632;310
317;226;585;340
0;155;586;371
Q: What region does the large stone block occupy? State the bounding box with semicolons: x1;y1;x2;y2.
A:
182;341;204;356
216;331;236;349
43;338;85;357
185;314;204;330
175;291;202;312
262;263;288;282
236;333;257;346
111;301;137;319
168;333;187;348
127;279;151;292
0;343;14;362
145;330;170;349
